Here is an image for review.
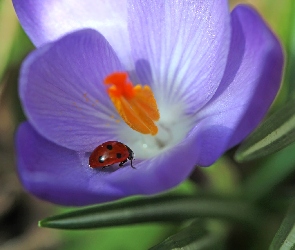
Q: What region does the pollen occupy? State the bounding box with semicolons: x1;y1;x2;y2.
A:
104;72;160;135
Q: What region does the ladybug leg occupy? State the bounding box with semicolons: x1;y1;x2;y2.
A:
119;159;127;167
130;159;135;169
119;159;136;169
102;164;111;169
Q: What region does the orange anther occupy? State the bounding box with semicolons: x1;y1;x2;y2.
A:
104;72;160;135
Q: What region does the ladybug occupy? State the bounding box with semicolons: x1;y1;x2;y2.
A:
89;141;135;169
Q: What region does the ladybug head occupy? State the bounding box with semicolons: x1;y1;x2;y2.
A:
125;145;134;160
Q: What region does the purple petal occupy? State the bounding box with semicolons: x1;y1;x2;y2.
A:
129;0;231;111
16;122;202;206
14;0;231;106
193;5;283;166
16;122;125;206
20;29;125;152
12;0;132;68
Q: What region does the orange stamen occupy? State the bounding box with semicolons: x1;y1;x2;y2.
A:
104;72;160;135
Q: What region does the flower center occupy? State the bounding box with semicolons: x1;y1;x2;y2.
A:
104;72;160;135
119;102;193;159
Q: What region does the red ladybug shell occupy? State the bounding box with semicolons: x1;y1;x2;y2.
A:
89;141;135;169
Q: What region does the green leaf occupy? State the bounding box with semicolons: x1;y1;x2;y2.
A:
280;2;295;100
39;195;262;230
150;220;226;250
270;200;295;250
235;99;295;162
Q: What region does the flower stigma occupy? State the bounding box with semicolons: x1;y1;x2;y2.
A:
104;72;160;135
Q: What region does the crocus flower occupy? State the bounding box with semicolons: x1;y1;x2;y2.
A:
13;0;283;206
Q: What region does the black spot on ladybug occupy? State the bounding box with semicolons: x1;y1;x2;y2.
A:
99;156;105;163
116;153;122;159
106;144;113;150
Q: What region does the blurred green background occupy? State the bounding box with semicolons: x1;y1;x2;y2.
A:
1;0;295;249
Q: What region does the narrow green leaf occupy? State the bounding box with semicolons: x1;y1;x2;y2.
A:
150;220;226;250
270;200;295;250
282;1;295;99
235;99;295;162
39;195;262;230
